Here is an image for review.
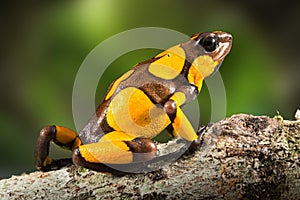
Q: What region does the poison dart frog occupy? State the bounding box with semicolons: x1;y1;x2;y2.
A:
34;31;232;175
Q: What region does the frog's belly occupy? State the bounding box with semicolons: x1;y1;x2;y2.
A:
106;87;170;138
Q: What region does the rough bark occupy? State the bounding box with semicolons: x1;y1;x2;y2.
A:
0;114;299;199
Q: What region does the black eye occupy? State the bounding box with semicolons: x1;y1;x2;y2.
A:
200;35;219;52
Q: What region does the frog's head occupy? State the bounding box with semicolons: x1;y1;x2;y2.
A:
181;31;232;90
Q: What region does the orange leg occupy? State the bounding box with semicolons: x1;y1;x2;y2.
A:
72;131;156;175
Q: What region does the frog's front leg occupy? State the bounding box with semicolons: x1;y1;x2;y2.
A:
164;92;199;142
72;131;157;173
34;125;82;171
163;92;204;154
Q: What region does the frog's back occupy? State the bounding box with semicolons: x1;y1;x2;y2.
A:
78;61;176;144
108;62;178;104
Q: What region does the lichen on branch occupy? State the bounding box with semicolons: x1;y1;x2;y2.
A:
0;114;299;199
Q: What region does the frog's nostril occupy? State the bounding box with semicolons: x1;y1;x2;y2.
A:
223;33;232;42
228;34;232;41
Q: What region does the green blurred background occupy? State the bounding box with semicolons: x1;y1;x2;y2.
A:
1;0;299;179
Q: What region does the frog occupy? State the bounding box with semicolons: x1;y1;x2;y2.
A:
34;31;232;175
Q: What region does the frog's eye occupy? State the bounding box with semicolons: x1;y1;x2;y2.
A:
200;35;219;52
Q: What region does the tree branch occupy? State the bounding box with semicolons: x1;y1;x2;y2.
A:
1;114;299;199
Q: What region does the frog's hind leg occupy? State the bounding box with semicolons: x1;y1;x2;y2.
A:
72;131;156;174
34;125;81;171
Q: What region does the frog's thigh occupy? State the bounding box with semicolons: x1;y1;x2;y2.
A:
73;131;157;165
106;87;170;138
